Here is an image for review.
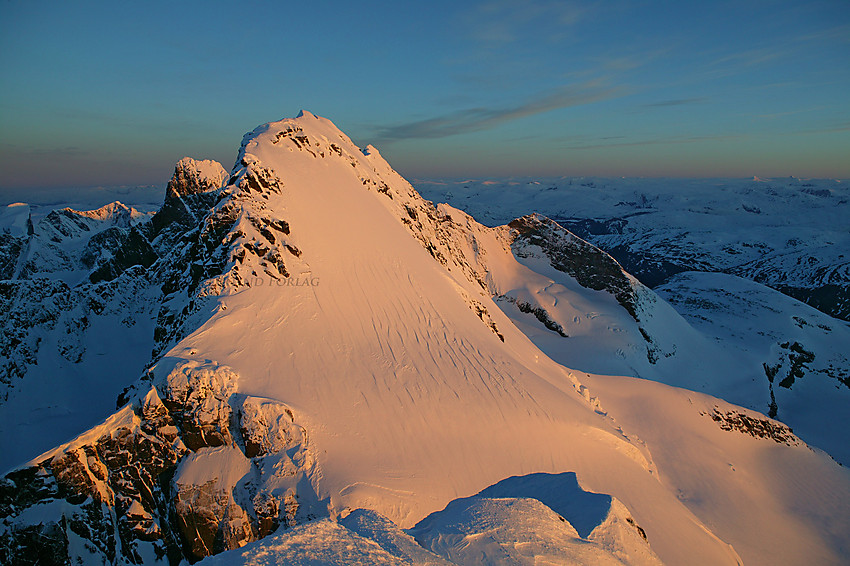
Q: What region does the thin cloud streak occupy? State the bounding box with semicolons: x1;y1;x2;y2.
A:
642;98;706;108
372;84;622;143
563;133;746;151
465;0;589;46
0;142;88;158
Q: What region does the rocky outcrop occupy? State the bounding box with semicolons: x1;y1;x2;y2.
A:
165;158;227;200
509;214;642;321
0;393;185;565
87;226;158;284
702;406;801;446
0;362;318;565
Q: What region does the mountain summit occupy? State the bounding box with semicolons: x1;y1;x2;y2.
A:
1;112;849;566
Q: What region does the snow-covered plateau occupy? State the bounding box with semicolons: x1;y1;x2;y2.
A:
1;111;848;565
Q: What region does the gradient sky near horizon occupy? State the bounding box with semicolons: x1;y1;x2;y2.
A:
1;0;848;194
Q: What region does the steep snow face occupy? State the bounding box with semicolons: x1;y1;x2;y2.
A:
180;111;650;530
3;112;850;566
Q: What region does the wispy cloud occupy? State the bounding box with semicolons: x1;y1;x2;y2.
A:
463;0;591;46
562;133;745;151
642;98;706;108
795;24;850;44
755;106;824;120
589;47;673;73
795;122;850;135
372;84;622;143
713;47;783;68
0;142;88;158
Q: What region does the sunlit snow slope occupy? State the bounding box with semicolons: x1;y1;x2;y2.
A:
170;112;848;564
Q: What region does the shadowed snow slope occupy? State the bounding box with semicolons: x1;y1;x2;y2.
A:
2;112;849;566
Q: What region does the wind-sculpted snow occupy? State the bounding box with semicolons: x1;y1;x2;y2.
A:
410;475;662;566
409;472;662;566
203;474;662;566
2;111;850;566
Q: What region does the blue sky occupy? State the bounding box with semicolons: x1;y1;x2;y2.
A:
1;0;848;194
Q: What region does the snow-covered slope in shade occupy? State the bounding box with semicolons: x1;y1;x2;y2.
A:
656;271;850;464
0;159;228;472
0;203;32;238
0;200;159;471
2;112;849;566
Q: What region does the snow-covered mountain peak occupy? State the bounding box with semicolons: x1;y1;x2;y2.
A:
2;112;849;566
231;111;400;193
61;200;139;225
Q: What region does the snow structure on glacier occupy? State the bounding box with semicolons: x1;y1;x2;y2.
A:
0;112;848;566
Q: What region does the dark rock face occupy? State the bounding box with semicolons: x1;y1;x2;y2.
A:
165;158;227;200
0;391;185;565
0;363;316;565
506;214;667;363
88;227;158;284
173;477;252;559
509;214;641;322
497;295;568;337
703;406;801;446
777;284;850;323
